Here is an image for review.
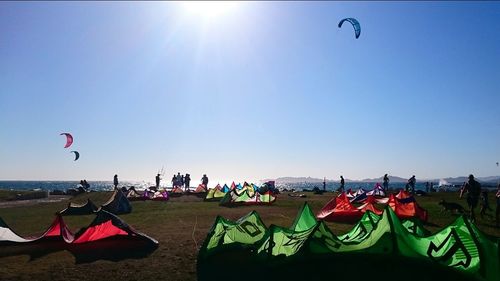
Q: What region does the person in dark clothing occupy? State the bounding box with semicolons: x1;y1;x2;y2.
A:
460;174;481;223
113;174;119;190
406;175;416;194
83;180;90;191
338;176;345;192
201;174;209;190
323;177;326;191
155;174;161;191
78;180;86;193
171;174;177;188
176;172;182;188
184;174;191;192
383;174;389;192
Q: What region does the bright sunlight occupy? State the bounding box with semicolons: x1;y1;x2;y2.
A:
181;1;240;21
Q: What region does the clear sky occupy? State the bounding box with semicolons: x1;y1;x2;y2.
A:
0;1;499;183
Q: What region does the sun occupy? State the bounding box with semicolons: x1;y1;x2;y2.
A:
181;1;240;21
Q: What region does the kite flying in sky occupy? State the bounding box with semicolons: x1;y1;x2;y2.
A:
338;18;361;39
60;133;73;148
71;151;80;161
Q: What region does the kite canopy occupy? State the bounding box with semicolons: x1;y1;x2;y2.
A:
71;151;80;161
338;17;361;39
59;199;98;216
60;133;73;148
198;203;499;281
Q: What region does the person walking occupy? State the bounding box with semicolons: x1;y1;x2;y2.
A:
113;174;119;190
383;174;389;192
460;174;481;223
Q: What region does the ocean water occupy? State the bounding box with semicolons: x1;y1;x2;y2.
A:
0;180;448;192
277;182;440;192
0;181;152;192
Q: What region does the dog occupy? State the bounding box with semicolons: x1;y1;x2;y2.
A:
438;199;465;213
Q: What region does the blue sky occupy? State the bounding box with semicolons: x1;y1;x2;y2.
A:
0;2;499;184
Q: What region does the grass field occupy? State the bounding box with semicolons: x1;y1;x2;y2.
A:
0;190;498;281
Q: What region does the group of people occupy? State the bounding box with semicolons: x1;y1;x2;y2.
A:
460;174;500;226
77;179;90;193
112;173;209;193
170;173;209;192
170;173;192;191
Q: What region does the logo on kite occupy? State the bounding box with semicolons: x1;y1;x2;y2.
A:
60;133;73;148
71;151;80;161
426;229;472;268
338;18;361;39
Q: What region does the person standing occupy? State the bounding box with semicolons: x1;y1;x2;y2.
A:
181;175;185;190
323;177;326;191
460;174;481;223
176;172;182;189
338;175;345;192
383;174;389;192
185;174;191;192
155;173;161;191
171;174;177;188
201;174;209;190
406;175;416;194
113;174;119;190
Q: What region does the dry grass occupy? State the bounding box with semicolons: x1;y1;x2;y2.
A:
0;190;498;281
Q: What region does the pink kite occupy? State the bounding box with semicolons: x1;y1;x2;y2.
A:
60;133;73;148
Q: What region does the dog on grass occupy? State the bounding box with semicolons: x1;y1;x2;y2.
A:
438;199;465;214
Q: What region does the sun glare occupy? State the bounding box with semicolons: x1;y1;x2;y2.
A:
181;1;240;21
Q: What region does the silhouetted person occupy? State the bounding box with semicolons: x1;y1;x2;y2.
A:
383;174;389;192
78;180;86;193
83;180;90;191
338;176;345;192
176;172;182;188
113;174;119;190
171;174;177;188
460;174;481;223
202;174;209;190
323;177;326;191
155;174;161;191
406;175;416;194
185;174;191;192
181;175;185;189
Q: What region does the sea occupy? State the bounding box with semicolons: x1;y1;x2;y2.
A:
0;180;461;193
0;181;150;192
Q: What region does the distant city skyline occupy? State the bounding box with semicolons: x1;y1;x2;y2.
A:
1;2;499;183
